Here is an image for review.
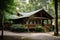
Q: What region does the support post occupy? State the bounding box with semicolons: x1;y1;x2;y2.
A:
51;19;52;26
27;19;30;32
47;19;49;24
42;20;44;26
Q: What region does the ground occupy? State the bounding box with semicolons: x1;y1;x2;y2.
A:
0;30;60;40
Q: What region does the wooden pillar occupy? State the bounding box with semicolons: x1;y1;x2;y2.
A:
41;12;42;26
51;19;52;26
51;19;53;31
47;19;49;24
41;19;42;25
26;18;30;32
42;20;44;26
27;19;30;32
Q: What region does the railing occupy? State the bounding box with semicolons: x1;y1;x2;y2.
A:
24;24;41;29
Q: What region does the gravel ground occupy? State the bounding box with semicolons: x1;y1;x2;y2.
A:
0;31;60;40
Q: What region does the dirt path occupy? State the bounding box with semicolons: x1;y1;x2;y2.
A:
0;31;60;40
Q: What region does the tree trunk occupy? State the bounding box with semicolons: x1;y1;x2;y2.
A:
54;0;59;36
1;11;4;40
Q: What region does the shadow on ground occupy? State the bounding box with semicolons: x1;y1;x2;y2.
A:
0;36;32;40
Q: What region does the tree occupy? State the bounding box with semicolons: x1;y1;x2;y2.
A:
0;0;19;39
17;0;50;12
58;0;60;18
54;0;59;36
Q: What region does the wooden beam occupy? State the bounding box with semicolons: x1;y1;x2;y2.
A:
31;17;49;20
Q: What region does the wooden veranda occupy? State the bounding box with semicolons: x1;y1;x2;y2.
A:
10;9;53;32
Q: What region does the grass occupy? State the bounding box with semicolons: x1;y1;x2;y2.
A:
0;36;32;40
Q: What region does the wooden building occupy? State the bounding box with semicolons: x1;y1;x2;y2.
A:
9;9;53;32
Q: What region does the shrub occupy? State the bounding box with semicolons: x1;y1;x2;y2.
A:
11;24;25;29
34;25;44;32
10;24;27;32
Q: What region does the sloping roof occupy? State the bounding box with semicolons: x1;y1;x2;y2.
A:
34;9;53;19
7;9;43;19
7;8;53;19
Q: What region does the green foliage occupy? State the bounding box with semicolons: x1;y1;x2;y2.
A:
58;0;60;18
35;25;42;28
17;0;50;12
0;0;14;11
0;0;20;23
34;25;44;32
0;0;57;24
16;0;55;17
10;24;25;29
0;0;20;15
10;24;27;32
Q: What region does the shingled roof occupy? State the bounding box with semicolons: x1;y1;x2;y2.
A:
7;9;53;19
